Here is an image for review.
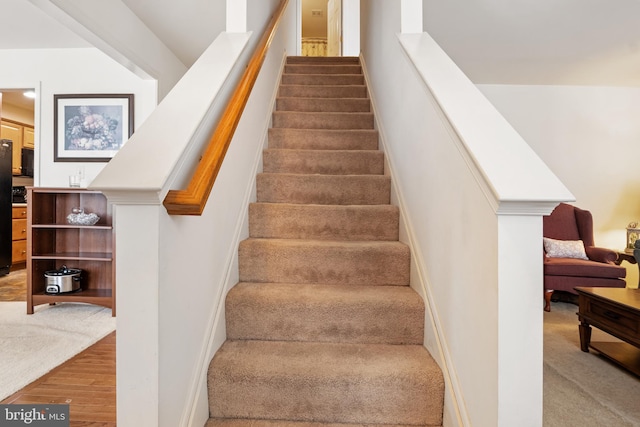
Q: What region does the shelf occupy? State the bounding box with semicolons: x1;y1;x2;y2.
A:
32;224;112;230
32;252;113;261
28;187;105;195
32;289;113;309
590;341;640;377
27;188;116;316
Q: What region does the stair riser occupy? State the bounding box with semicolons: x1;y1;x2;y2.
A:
256;174;390;205
282;74;364;86
226;283;424;344
279;85;367;98
273;112;374;130
276;97;371;113
268;129;379;150
238;240;410;286
284;64;362;75
286;56;360;65
262;150;383;175
249;203;399;241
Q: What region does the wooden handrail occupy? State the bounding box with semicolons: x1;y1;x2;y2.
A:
163;0;289;215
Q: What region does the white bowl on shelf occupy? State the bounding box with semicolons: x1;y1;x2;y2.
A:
66;208;100;226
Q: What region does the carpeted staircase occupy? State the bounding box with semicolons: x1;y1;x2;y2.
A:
206;56;445;427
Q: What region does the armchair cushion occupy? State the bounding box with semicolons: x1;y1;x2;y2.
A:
544;257;626;279
543;237;588;260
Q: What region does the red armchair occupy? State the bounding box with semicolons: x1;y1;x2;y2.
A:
543;203;626;312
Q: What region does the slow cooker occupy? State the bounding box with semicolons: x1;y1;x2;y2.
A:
45;266;83;294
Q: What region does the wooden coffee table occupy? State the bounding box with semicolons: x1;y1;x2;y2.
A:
575;287;640;376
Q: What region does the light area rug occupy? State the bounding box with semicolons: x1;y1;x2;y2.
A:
0;301;116;401
544;302;640;426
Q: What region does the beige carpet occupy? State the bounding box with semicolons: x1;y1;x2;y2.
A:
206;56;444;426
544;302;640;426
0;301;116;400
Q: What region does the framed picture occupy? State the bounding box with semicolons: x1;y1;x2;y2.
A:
54;94;134;162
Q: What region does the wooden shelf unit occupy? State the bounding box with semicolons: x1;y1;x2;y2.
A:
27;188;115;315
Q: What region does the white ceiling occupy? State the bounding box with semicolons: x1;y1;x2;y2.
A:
424;0;640;86
2;0;640;88
118;0;225;67
0;0;90;50
1;90;34;111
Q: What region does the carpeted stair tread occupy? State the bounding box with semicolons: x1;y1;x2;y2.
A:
273;111;374;129
282;73;364;86
256;173;390;205
238;238;409;286
268;128;378;150
279;84;368;99
208;340;444;426
262;149;383;175
206;420;438;427
286;56;360;64
249;203;399;241
226;282;424;344
284;64;363;74
276;97;371;112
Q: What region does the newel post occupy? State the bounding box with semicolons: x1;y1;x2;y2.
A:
111;200;163;426
495;202;559;427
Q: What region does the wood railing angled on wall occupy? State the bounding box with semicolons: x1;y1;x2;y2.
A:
163;0;289;215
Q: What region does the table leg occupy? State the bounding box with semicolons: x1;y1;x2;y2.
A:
579;321;592;352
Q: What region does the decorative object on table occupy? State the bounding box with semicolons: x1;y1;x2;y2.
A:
53;94;134;162
66;207;100;226
627;222;640;253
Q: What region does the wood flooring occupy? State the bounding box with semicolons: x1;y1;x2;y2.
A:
0;268;117;426
0;267;26;301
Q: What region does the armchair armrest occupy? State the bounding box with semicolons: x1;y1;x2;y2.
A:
585;246;618;264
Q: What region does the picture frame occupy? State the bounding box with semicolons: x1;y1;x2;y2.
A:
54;94;134;162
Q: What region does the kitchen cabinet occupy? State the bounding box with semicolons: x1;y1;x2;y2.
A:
0;119;35;174
27;188;115;315
23;126;34;148
12;205;27;264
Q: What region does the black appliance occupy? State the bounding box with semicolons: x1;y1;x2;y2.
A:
21;147;34;177
12;186;26;204
0;139;12;275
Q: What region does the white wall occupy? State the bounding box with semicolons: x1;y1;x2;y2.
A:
90;1;298;425
479;84;640;286
0;48;157;188
360;2;571;426
301;0;328;38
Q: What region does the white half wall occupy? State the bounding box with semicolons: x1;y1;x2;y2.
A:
479;84;640;286
360;2;571;426
0;48;157;188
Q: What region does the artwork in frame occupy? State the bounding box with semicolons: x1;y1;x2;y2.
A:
54;94;134;162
